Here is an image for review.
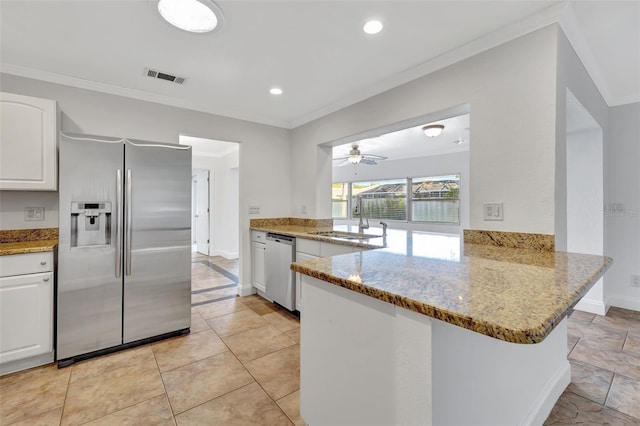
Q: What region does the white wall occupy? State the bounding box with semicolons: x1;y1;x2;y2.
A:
192;150;240;259
211;151;239;259
291;25;559;235
0;73;291;294
332;151;470;234
605;103;640;311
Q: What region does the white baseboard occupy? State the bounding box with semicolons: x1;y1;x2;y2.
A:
522;360;571;426
574;298;608;315
608;294;640;312
209;249;239;260
237;282;255;297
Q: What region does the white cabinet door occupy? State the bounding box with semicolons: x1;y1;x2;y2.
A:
0;92;58;190
295;252;318;312
0;272;53;364
252;241;266;292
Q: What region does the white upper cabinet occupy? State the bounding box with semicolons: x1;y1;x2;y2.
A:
0;92;58;190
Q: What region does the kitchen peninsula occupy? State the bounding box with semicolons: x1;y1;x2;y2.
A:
251;219;612;425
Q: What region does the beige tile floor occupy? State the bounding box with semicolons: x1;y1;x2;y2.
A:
544;307;640;425
1;252;639;425
0;254;304;426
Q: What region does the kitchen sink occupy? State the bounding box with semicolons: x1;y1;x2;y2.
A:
309;231;383;240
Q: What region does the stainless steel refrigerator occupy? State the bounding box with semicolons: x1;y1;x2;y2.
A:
57;133;192;366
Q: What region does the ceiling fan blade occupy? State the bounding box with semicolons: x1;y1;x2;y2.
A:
363;154;387;160
359;158;378;165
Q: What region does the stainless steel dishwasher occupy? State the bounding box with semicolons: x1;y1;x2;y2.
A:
265;233;296;310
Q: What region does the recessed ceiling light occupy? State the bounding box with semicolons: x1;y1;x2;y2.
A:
270;87;283;95
363;20;383;35
158;0;223;33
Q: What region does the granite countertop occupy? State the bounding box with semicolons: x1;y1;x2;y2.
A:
0;228;59;255
250;219;612;344
291;233;612;344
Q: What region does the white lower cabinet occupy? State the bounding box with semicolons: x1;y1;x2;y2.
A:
0;252;54;371
294;238;366;312
251;231;266;292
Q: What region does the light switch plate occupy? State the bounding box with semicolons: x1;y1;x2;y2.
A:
483;202;503;221
248;206;260;215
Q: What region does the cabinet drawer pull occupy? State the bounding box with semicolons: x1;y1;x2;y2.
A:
40;261;47;266
43;277;50;282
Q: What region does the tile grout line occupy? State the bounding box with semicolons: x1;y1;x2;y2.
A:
150;341;180;424
58;366;73;426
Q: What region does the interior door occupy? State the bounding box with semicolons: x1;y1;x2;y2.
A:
194;169;210;255
123;139;192;343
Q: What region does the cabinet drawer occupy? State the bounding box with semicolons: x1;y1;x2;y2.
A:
0;252;53;277
320;242;354;257
297;238;321;256
251;231;267;243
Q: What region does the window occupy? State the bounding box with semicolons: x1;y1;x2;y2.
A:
411;175;460;223
352;179;407;221
333;174;460;225
332;182;349;219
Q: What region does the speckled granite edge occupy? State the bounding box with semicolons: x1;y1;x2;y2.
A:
250;217;333;228
292;254;612;344
463;229;554;251
0;228;59;243
0;228;59;255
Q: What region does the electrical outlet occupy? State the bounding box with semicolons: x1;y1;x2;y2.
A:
24;207;45;221
483;202;503;221
301;205;307;214
248;206;260;215
631;275;640;288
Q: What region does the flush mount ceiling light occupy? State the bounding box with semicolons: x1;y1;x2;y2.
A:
363;20;383;35
158;0;223;33
422;124;445;137
269;87;283;95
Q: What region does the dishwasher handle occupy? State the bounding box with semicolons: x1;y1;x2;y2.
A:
266;233;295;245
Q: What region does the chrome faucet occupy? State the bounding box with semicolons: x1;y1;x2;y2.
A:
379;221;388;237
357;196;369;234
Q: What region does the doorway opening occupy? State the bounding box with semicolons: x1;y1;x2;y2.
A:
566;89;605;314
180;134;240;304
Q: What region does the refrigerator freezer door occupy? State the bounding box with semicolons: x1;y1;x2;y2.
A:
57;133;124;359
123;139;192;343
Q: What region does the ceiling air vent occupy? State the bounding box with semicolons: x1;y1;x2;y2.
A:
145;68;186;85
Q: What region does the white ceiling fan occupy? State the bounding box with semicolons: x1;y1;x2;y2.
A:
334;144;388;166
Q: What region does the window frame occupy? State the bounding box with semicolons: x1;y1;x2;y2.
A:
332;173;461;225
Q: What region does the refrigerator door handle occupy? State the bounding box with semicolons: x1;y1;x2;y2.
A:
125;169;132;276
116;169;122;278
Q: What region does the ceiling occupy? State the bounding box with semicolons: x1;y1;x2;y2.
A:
179;135;238;158
0;1;638;130
332;113;470;162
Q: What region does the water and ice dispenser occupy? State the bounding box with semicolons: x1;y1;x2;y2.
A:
70;202;112;248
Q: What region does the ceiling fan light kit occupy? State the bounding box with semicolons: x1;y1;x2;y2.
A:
422;124;445;137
